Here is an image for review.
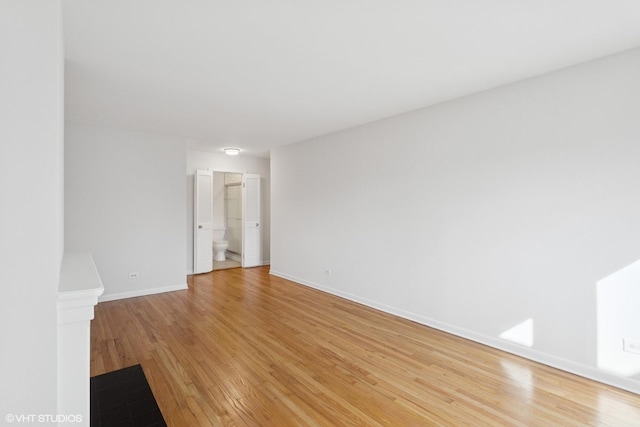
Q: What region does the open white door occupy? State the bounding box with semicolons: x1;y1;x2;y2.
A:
242;173;261;268
194;169;213;274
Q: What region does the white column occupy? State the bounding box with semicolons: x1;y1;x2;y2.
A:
57;252;104;427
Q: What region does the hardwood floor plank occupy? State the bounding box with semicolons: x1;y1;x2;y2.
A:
90;266;640;426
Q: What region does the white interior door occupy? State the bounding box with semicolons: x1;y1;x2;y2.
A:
194;169;213;274
242;173;261;268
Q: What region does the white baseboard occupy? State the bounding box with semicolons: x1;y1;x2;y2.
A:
269;269;640;396
99;283;188;302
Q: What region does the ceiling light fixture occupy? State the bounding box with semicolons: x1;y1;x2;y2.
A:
224;147;240;156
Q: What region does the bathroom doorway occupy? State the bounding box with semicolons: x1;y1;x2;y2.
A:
194;169;261;273
213;172;242;270
211;171;261;271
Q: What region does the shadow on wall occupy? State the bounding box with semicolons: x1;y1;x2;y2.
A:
597;258;640;380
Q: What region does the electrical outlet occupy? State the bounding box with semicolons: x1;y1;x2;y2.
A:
129;272;139;279
623;338;640;355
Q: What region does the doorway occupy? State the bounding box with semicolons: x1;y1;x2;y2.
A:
193;169;262;274
214;172;242;270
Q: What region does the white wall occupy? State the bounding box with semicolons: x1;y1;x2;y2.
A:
65;125;187;301
0;0;63;418
186;151;270;273
271;47;640;393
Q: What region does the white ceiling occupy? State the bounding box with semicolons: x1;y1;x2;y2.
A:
63;1;640;157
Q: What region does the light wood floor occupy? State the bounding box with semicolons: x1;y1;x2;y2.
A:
91;266;640;426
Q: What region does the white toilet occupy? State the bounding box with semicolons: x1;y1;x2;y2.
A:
212;227;229;261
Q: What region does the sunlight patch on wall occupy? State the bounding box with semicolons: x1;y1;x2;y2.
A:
499;318;534;347
597;258;640;378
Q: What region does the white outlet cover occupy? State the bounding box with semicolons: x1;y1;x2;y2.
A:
622;338;640;355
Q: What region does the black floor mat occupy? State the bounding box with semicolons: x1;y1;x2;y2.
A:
90;364;167;427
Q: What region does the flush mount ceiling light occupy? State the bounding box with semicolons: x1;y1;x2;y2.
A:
224;147;240;156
